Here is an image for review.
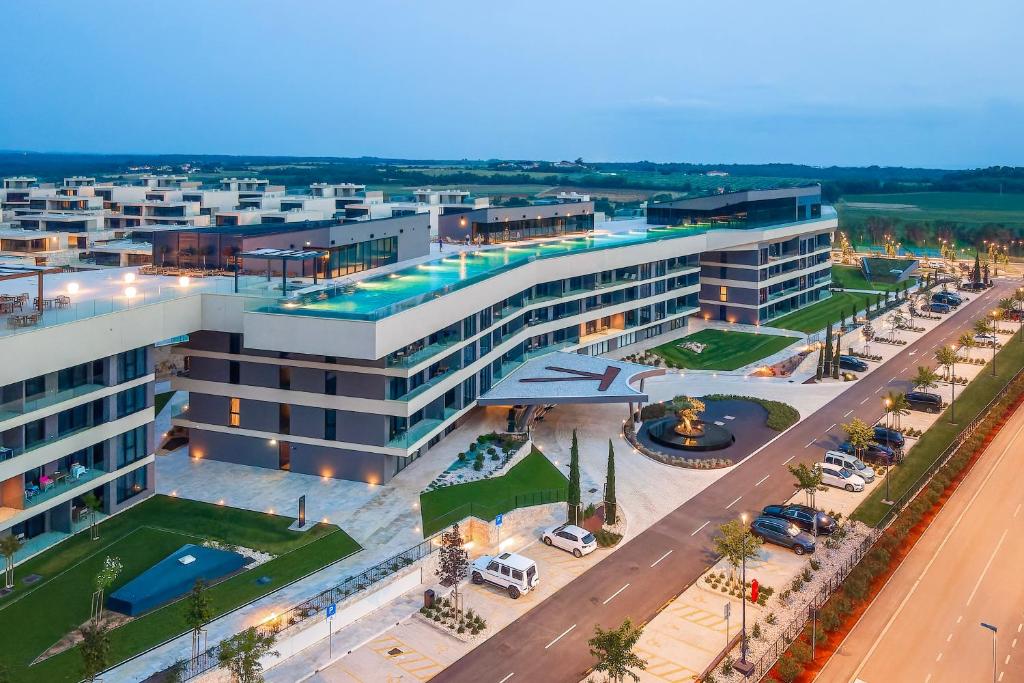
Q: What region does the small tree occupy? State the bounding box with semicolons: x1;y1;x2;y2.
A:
935;345;958;381
91;556;122;623
788;463;823;508
567;429;581;525
0;535;22;589
958;331;976;360
217;627;278;683
79;619;111;682
886;392;910;430
972;251;982;286
841;418;876;459
912;366;940;392
973;317;993;341
712;519;762;583
186;579;214;658
588;618;648;683
604;440;617;526
435;523;468;619
82;492;102;541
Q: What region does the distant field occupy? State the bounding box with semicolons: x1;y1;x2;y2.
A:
838;192;1024;241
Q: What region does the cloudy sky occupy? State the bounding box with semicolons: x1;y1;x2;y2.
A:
2;0;1021;167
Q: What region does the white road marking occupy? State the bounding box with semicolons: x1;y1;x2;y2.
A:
827;423;837;432
691;521;710;536
498;674;515;683
726;496;742;509
875;386;883;394
901;366;908;373
805;439;815;448
947;633;953;642
1005;655;1011;665
1012;638;1018;648
651;550;673;568
848;418;1024;682
925;674;932;683
999;672;1004;682
783;455;795;465
860;397;870;405
957;615;963;624
544;624;576;649
755;474;770;487
1018;623;1022;633
603;583;630;605
936;652;942;662
1015;503;1021;518
965;528;1009;607
843;410;853;417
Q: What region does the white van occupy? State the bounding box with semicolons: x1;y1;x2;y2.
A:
823;450;875;483
814;462;866;492
471;552;539;599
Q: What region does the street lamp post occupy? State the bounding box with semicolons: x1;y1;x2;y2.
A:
980;622;997;683
949;344;957;425
883;398;893;504
991;310;999;377
735;512;753;676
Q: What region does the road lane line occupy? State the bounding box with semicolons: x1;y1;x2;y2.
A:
965;528;1008;607
651;550;673;568
804;439;815;448
1013;638;1018;648
875;386;882;394
691;521;710;536
947;633;953;642
936;652;942;662
1015;503;1021;518
783;455;795;465
843;410;853;417
603;583;630;605
498;674;515;683
860;397;870;405
1004;654;1010;665
725;496;742;509
544;624;576;650
827;423;837;432
901;366;908;373
848;417;1024;682
755;474;770;487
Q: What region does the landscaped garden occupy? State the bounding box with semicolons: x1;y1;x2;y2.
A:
831;264;916;293
0;495;360;683
768;292;875;334
645;329;797;371
422;433;528;492
419;448;568;536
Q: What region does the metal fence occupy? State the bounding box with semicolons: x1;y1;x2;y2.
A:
750;363;1024;681
178;534;441;681
421;487;567;537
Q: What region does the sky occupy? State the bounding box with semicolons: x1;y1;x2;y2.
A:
1;0;1022;168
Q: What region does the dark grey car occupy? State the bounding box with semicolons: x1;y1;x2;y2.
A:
750;515;816;555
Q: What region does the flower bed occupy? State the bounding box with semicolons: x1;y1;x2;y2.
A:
423;433;527;491
416;596;488;641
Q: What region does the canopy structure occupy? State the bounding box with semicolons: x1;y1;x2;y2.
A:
0;264;65;311
477;351;664;406
237;247;328;292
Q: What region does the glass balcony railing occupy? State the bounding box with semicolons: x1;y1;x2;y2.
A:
387;336;461;368
24;467;107;509
387;407;458;449
0;383;107;421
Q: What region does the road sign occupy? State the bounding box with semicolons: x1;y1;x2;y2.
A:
326;602;337;657
326;603;336;619
723;603;730;619
495;513;503;527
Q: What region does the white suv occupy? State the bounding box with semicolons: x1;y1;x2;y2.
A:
541;523;597;558
471;552;539;599
823;450;875;483
815;462;866;492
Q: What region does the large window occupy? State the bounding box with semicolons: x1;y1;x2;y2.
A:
58;360;103;392
116;385;147;418
229;397;240;427
117;426;148;467
324;237;398;277
118;347;147;382
116;467;147;504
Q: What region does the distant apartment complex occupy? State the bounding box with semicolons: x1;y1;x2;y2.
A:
0;183;833;556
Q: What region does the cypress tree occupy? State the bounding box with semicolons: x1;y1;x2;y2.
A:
816;345;824;381
832;334;842;379
823;323;834;374
972;252;982;286
567;429;581;525
604;440;617;526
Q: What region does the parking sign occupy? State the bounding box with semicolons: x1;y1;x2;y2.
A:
326;603;336;619
495;513;503;527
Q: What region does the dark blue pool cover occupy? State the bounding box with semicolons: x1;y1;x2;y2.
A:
107;544;246;616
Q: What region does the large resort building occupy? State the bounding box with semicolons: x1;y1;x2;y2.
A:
0;183;835;556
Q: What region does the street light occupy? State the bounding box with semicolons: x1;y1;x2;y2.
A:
737;512;752;674
991;309;999;377
949;344;958;425
980;622;997;683
883;398;893;504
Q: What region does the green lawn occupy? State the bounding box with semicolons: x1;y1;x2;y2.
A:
853;335;1024;527
650;329;797;371
154;391;174;416
420;449;568;536
831;265;916;293
767;292;875;334
0;496;359;683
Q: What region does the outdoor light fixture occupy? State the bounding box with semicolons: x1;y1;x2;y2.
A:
178;276;190;287
124;286;137;298
123;272;136;283
66;282;79;294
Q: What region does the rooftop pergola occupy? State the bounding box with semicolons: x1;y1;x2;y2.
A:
0;264;65;311
236;247;328;293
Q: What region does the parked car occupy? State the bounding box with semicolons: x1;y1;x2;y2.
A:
931;292;962;307
874;426;905;450
815;462;866;492
974;333;997;345
471;552;539;598
541;523;597;558
906;391;943;413
761;504;837;535
929;302;951;314
838;355;869;372
840;440;897;465
750;515;816;555
823;450;875;483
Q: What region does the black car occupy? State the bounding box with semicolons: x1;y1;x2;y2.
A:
931;292;962;307
905;391;942;413
929;302;951;314
750;515;816;555
762;504;837;536
874;426;905;449
840;441;897;465
838;355;868;372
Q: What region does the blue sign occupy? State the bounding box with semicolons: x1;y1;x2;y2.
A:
326;603;336;619
495;514;503;527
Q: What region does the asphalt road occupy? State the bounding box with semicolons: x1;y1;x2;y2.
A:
817;386;1024;683
435;281;1014;683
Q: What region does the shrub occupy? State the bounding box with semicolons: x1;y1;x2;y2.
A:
775;654;803;683
820;604;843;632
475;452;484;463
751;622;762;639
809;559;821;571
457;625;465;634
491;453;501;461
473;461;483;471
766;612;777;625
584;503;597;519
791;576;805;593
469;442;478;452
721;654;734;675
457;452;466;462
791;639;813;664
595;529;622;547
801;567;813;582
779;589;792;604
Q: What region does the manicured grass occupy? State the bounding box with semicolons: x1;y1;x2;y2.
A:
649;329;797;371
767;292;874;334
154;391;174;416
702;394;800;431
831;265;916;293
0;496;359;683
420;449;568;536
853;334;1024;526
